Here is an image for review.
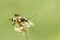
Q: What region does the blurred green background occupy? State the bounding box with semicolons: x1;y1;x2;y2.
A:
0;0;60;40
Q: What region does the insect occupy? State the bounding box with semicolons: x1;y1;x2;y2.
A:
9;14;34;33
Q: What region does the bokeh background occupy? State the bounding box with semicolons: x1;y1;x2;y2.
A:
0;0;60;40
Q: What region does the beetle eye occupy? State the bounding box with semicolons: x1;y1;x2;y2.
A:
13;19;17;22
12;17;17;22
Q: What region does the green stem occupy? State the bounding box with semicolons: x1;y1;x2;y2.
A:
25;32;29;40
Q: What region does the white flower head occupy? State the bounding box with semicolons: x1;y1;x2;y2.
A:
13;20;34;33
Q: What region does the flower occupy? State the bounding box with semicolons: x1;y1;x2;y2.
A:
13;21;34;33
